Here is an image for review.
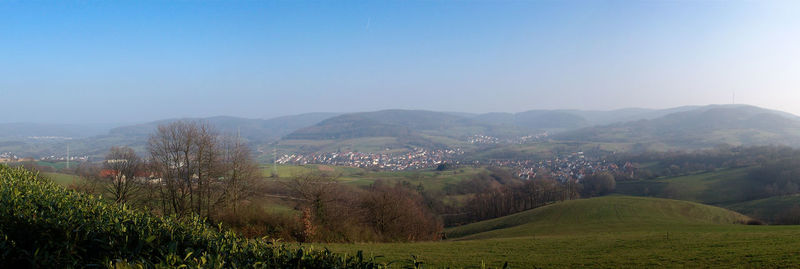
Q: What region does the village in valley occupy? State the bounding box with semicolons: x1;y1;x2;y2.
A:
275;135;634;182
276;147;465;171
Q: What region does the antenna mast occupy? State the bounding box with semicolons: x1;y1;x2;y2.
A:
273;145;277;175
66;144;70;169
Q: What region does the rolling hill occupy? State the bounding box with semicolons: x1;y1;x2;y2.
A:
471;110;590;131
0;122;113;139
324;196;800;268
556;105;800;149
0;113;340;158
615;167;758;205
285;110;503;140
445;195;752;240
109;113;339;142
5;104;800;159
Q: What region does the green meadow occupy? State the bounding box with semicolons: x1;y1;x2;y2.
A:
322;196;800;268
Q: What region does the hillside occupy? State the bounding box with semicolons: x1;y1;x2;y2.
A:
726;195;800;224
445;195;751;240
324;196;800;268
471;110;590;131
556;105;800;149
615;167;757;205
285;110;499;140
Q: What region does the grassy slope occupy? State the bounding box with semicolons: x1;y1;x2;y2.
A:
323;196;800;268
262;164;487;192
42;172;83;186
727;194;800;223
614;167;800;223
615;167;755;205
445;196;751;240
258;164;488;217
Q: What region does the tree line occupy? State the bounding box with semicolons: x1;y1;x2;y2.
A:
441;167;615;226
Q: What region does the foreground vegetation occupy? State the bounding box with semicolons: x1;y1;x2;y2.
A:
0;164;386;268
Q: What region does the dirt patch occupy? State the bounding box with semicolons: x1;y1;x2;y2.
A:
317;165;335;172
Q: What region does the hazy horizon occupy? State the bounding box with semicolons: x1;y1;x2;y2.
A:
0;103;793;126
3;1;800;124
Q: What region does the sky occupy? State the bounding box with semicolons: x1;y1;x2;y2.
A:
1;0;800;124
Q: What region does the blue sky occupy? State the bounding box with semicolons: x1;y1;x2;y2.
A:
1;1;799;124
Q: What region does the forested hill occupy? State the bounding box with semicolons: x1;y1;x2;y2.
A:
555;105;800;149
285;110;504;140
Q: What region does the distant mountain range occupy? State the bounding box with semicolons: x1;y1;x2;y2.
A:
2;104;799;159
0;123;115;139
108;113;340;143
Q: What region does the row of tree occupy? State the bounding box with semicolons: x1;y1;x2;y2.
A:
441;167;615;225
278;173;443;242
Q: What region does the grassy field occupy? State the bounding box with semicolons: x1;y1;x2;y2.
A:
322;196;800;268
256;164;490;217
445;196;751;240
615;167;755;205
261;164;488;192
41;172;83;186
277;137;411;155
466;141;636;161
727;194;800;223
612;167;800;223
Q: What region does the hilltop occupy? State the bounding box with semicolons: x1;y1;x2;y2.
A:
445;195;752;240
324;195;800;268
556;105;800;149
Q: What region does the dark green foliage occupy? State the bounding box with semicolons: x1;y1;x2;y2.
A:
581;173;616;197
436;163;453;171
0;164;385;268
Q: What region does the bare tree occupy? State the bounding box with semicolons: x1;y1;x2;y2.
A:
73;162;102;194
360;182;443;241
220;135;261;216
283;172;339;223
148;121;226;219
103;146;143;204
281;171;343;241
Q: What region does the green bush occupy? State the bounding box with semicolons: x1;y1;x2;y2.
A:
0;165;385;268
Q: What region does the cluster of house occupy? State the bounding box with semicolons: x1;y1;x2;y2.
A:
0;151;89;164
40;155;89;162
466;133;549;145
0;152;26;163
485;152;636;182
276;147;464;171
26;136;73;140
467;135;501;144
